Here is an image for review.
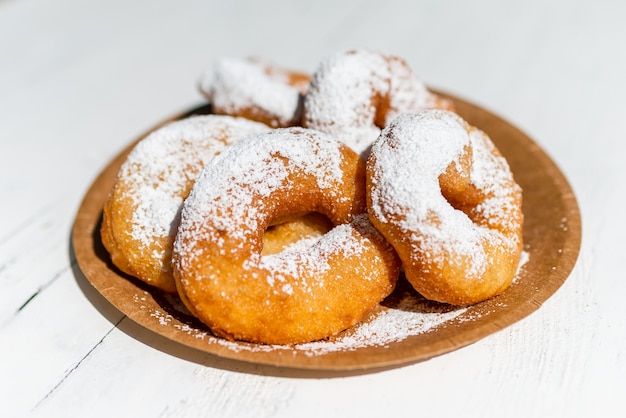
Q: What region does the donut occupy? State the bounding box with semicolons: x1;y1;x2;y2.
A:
171;128;400;345
199;57;310;128
100;115;269;293
366;110;523;305
303;49;454;157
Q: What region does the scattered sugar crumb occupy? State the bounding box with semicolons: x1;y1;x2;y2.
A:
140;249;530;356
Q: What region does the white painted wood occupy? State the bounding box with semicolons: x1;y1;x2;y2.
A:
1;0;624;416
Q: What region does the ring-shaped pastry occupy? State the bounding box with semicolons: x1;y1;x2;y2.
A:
172;128;400;344
199;57;310;128
366;110;523;305
101;115;269;293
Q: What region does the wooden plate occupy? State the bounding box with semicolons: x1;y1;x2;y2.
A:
72;93;581;371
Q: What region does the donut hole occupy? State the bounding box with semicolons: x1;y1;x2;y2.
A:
373;92;392;129
261;212;334;256
438;144;482;218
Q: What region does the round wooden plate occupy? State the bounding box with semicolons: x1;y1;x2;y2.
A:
72;93;581;371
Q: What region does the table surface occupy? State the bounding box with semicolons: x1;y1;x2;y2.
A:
1;0;624;417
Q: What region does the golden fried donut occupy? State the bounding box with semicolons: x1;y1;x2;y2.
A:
172;128;400;345
303;49;454;157
199;57;310;128
366;110;523;305
101;115;269;293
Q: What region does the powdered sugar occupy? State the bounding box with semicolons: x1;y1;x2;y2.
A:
199;57;305;127
175;127;348;269
146;283;468;355
468;127;523;241
369;111;487;272
277;234;323;253
296;294;466;355
255;215;370;286
304;49;438;157
369;111;469;224
115;115;268;268
368;110;522;284
144;250;531;356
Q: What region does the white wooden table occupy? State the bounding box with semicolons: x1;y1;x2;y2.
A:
1;0;624;416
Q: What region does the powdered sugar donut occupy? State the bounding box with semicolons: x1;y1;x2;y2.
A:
172;128;400;345
199;57;310;128
366;110;523;305
303;49;454;157
101;115;269;293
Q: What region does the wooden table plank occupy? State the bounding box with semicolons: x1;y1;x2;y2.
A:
1;0;624;416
